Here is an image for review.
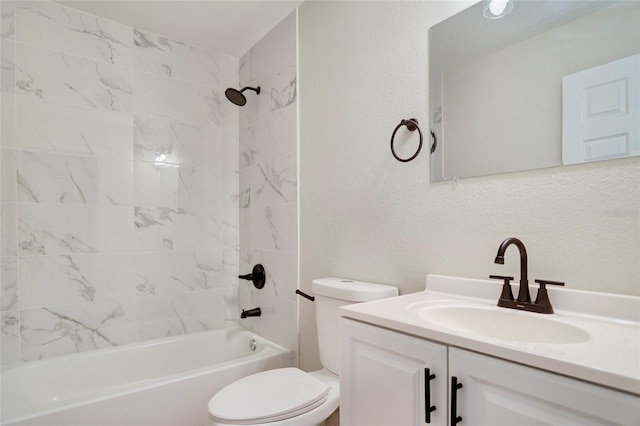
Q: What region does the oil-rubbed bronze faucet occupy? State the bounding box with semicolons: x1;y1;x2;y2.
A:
491;237;565;314
494;237;530;303
240;307;261;319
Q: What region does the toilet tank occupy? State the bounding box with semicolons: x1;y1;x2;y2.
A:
311;278;398;375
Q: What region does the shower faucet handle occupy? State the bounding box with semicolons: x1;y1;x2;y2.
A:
238;264;266;289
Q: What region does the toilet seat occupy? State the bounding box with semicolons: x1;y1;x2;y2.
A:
208;368;330;425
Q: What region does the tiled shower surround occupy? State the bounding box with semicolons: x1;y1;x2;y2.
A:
238;12;298;356
0;1;298;365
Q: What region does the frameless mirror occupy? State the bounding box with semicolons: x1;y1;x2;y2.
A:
429;0;640;182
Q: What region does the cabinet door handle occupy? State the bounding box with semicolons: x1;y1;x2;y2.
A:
451;376;463;424
424;368;436;423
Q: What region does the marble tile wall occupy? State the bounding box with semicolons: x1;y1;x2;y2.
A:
0;0;241;365
238;12;298;358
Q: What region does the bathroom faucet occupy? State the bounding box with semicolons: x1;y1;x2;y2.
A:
491;237;565;314
494;237;530;303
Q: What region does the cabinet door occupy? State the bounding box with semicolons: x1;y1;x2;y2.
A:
341;319;448;426
449;348;640;425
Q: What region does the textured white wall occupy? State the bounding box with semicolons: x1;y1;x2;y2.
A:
298;1;640;370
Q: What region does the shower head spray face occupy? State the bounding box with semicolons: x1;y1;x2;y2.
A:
225;88;247;106
224;86;260;106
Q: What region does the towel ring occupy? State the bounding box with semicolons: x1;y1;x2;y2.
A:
430;130;437;154
391;118;423;162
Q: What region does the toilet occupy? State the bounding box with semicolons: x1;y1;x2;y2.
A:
206;277;398;426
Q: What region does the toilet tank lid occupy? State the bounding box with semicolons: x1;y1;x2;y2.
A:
311;277;398;302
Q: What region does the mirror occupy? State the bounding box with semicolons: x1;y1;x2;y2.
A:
429;0;640;182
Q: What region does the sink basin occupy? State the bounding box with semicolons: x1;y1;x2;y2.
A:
415;305;590;344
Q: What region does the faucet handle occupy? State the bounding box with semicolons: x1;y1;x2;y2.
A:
533;279;565;314
534;279;565;288
489;275;515;301
490;275;514;281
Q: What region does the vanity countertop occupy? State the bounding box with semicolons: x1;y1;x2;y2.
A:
340;274;640;396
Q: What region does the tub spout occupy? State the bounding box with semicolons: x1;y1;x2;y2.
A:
241;307;261;319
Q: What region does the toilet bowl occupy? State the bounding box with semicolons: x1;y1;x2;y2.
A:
206;278;398;426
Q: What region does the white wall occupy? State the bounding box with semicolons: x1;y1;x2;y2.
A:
298;1;639;370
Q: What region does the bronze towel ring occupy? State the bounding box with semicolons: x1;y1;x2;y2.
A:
390;118;423;162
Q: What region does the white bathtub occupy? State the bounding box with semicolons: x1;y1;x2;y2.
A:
1;326;292;426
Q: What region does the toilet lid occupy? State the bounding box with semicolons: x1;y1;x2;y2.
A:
208;367;330;425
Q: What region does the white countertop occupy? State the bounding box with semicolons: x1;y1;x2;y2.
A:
340;275;640;396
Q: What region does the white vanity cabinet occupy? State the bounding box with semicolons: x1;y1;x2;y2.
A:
450;347;640;425
341;318;640;426
340;318;448;425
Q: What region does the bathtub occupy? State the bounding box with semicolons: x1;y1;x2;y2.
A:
1;326;292;426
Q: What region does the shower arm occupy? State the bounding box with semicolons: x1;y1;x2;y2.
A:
240;86;261;95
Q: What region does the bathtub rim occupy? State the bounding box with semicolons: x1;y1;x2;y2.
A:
2;325;288;373
1;326;292;425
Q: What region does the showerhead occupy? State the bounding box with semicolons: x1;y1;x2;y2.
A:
225;86;261;106
225;88;247;106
